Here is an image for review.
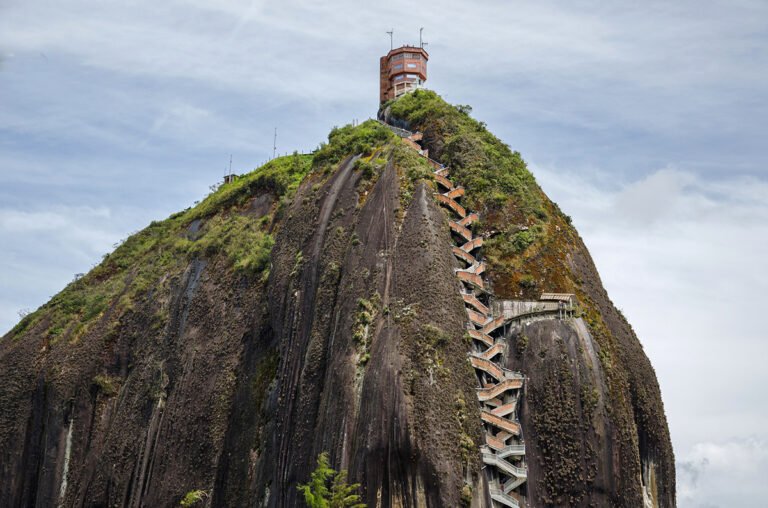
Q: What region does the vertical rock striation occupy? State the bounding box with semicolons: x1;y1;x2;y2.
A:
0;92;674;507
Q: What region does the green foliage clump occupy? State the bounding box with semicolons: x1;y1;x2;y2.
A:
389;89;543;217
352;295;380;365
516;333;530;355
189;152;313;221
6;152;313;343
298;452;366;508
511;230;535;253
392;142;432;182
460;484;473;506
353;159;375;180
175;214;275;277
21;271;126;344
387;90;557;294
179;490;207;507
314;120;394;170
291;250;305;278
420;323;450;347
93;374;119;396
391;142;434;217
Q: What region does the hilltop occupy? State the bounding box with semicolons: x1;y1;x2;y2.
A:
0;90;674;507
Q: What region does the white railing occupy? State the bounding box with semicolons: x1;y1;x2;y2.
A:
471;357;523;381
393;81;425;98
488;487;521;508
482;452;527;478
503;475;527;494
498;444;526;458
376;120;413;138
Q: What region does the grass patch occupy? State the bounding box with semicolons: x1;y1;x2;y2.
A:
93;374;120;396
313;120;395;171
188;152;313;221
386;90;562;296
388;89;543;219
175;214;275;276
6;152;314;343
179;490;208;507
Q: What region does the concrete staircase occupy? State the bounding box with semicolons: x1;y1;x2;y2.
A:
392;128;528;507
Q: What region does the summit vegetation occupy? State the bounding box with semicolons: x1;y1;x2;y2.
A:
386;89;576;299
4;118;404;347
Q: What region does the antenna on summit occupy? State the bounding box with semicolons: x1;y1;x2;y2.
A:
386;29;393;51
272;128;277;160
420;27;428;49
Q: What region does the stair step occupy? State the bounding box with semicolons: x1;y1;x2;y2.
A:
456;270;484;289
445;187;465;199
462;293;489;314
435;194;466;218
476;379;524;401
467;329;494;347
449;221;473;242
452;246;476;265
459;212;480;227
460;237;483;252
435;173;454;190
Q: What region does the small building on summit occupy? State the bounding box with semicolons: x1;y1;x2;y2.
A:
379;46;429;103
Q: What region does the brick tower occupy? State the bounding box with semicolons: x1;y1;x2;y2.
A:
379;46;429;103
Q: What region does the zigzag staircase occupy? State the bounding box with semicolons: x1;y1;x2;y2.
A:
382;120;528;507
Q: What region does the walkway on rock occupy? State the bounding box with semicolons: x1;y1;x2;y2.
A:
382;115;579;507
389;125;529;508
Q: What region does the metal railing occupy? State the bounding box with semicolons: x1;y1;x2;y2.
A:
482;452;528;478
497;444;526;458
376;119;413;138
488;487;521;508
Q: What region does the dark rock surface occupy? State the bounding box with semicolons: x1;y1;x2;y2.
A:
0;154;483;507
0;108;674;507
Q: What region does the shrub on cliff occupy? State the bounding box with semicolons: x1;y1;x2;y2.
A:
298;452;366;508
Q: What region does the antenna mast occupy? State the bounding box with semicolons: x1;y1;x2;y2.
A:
386;29;393;51
229;154;232;174
272;128;277;160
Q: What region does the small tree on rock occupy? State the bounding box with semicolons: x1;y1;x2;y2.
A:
298;452;366;508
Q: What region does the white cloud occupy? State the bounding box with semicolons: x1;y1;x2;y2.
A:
0;207;110;232
0;207;119;266
534;163;768;505
0;206;127;333
677;438;768;506
0;0;766;502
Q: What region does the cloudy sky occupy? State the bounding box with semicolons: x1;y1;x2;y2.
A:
1;0;766;505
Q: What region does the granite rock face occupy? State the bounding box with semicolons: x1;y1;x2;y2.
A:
0;95;674;507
